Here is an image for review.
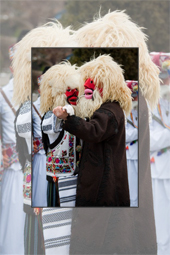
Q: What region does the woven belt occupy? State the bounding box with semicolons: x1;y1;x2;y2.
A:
23;160;31;205
33;137;44;155
2;143;19;169
150;146;170;163
126;140;138;150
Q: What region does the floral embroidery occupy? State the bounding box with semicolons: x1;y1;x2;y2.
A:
69;135;74;142
69;147;74;157
55;158;60;163
76;145;82;152
32;137;44;155
69;158;74;168
69;135;74;157
48;157;52;162
62;150;67;157
26;174;31;183
46;133;75;177
60;158;68;163
23;162;31;202
46;164;53;173
2;143;19;168
23;185;31;199
46;162;72;174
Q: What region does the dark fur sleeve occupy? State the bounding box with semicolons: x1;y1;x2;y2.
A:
63;108;118;143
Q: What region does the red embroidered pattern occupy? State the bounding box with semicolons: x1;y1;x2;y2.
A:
46;134;75;176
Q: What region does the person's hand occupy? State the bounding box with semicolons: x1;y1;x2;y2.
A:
53;106;68;120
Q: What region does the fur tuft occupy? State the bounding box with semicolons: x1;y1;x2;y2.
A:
74;10;160;109
12;21;77;106
77;55;132;118
40;61;82;114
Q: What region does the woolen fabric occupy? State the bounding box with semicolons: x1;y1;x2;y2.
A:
63;101;130;207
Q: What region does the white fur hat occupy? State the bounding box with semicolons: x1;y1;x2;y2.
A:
78;54;132;117
40;61;82;114
74;10;160;110
12;21;77;106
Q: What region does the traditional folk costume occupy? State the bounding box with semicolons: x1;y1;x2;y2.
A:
150;98;170;255
39;62;81;255
11;21;76;254
41;112;78;252
32;96;48;207
0;78;25;255
42;207;73;255
126;109;138;207
15;100;45;255
68;10;160;254
125;81;138;207
40;61;82;207
150;52;170;255
41;111;78;207
54;55;132;207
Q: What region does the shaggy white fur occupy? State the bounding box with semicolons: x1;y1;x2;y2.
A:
40;61;83;114
77;54;132;119
73;10;160;110
12;21;77;106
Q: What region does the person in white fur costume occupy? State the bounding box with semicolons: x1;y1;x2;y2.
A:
62;10;161;254
12;21;77;255
53;54;132;207
13;21;76;106
40;61;83;207
73;10;160;111
39;61;83;255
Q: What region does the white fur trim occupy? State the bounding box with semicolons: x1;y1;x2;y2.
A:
63;105;74;116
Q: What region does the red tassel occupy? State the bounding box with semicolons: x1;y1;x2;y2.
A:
150;157;155;163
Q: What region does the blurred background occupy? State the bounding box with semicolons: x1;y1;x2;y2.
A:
32;47;138;94
0;0;169;86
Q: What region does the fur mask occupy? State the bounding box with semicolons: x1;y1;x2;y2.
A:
76;55;132;119
40;61;82;114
